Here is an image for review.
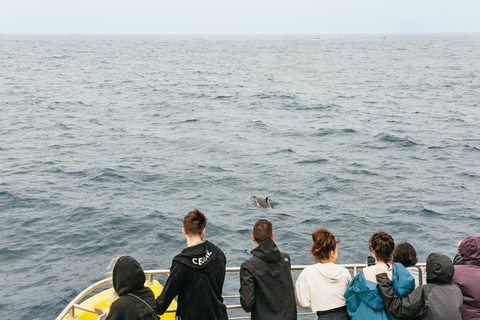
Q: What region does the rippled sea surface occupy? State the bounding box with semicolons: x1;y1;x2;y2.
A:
1;34;479;319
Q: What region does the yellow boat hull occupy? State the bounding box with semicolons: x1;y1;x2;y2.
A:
61;280;177;320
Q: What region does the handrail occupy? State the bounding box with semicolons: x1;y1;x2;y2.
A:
56;277;113;320
56;263;426;320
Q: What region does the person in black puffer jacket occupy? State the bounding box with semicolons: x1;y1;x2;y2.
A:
375;252;463;320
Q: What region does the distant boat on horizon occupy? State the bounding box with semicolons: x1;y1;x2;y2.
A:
313;35;322;40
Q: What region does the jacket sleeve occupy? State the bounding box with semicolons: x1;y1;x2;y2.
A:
376;273;426;319
156;262;185;315
295;270;311;308
239;263;255;313
105;297;126;320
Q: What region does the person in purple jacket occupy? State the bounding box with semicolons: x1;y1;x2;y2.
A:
451;235;480;320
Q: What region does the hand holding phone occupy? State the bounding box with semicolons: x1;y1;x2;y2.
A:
367;256;376;266
94;308;106;320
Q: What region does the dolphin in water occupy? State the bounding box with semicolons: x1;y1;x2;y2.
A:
255;196;272;209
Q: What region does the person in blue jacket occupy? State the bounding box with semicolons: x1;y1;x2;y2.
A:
344;231;415;320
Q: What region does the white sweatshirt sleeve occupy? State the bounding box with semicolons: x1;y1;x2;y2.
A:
295;270;311;308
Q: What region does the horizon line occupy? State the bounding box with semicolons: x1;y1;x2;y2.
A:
2;31;480;37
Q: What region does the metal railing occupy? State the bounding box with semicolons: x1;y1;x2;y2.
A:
56;263;426;320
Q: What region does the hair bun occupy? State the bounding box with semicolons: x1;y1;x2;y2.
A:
369;231;395;264
311;228;338;262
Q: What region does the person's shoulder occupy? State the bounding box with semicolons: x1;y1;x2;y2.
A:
451;264;476;282
341;265;351;273
297;263;321;278
350;269;368;285
454;264;478;271
205;240;220;248
329;262;350;272
280;252;292;263
206;241;226;255
346;270;372;295
363;265;375;272
109;295;129;313
302;263;318;272
168;259;185;275
241;255;260;268
171;251;186;263
362;265;376;281
394;262;414;277
415;283;436;297
338;264;352;279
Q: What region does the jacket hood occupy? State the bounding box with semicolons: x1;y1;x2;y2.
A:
314;263;346;283
113;256;146;296
250;238;281;263
459;235;480;265
426;252;454;284
173;240;220;272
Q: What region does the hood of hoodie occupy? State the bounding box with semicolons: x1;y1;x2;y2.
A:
173;240;220;273
426;252;454;284
314;263;346;283
113;256;146;296
459;235;480;265
250;238;281;263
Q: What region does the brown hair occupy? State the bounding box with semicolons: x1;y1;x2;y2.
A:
183;209;207;235
253;219;272;244
311;228;340;261
393;242;418;267
369;231;395;265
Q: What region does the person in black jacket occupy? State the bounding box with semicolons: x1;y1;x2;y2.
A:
156;209;228;320
239;219;297;320
98;256;159;320
375;252;463;320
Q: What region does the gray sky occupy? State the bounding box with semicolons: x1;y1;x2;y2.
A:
1;0;480;35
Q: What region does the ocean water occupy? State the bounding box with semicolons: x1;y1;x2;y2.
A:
1;34;479;319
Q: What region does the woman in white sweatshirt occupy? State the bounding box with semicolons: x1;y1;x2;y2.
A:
295;228;352;320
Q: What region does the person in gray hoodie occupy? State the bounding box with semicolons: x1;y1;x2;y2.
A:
239;219;297;320
376;252;463;320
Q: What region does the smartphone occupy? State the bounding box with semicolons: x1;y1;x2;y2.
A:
94;308;106;320
367;256;376;266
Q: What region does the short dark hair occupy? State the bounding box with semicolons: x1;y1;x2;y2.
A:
393;242;418;267
369;231;395;265
253;219;272;244
183;209;207;235
311;228;340;261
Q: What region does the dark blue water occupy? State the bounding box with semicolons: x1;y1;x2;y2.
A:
1;34;479;319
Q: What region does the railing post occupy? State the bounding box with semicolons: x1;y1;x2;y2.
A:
66;308;77;319
147;273;154;285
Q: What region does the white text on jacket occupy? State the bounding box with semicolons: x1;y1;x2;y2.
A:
192;250;212;265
